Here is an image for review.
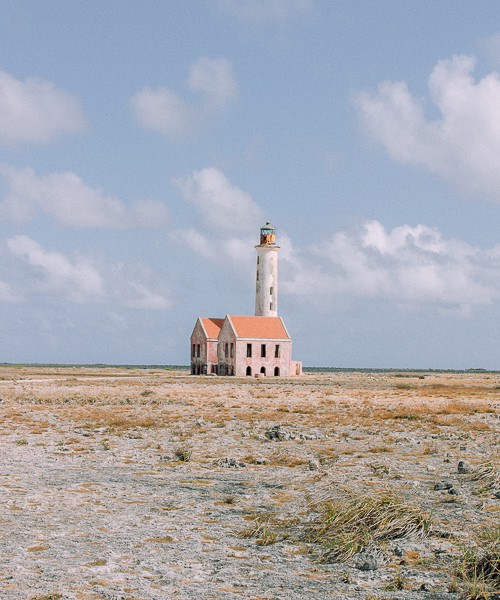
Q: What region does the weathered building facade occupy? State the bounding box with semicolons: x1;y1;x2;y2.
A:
190;224;302;377
217;315;295;376
190;317;223;375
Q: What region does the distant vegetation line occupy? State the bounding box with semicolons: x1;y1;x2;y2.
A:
0;363;498;374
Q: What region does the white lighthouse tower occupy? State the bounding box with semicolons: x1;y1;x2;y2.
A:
255;222;279;317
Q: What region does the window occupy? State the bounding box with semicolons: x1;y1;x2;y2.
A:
196;344;200;358
192;344;196;358
261;344;266;358
246;343;252;357
270;302;273;310
230;343;234;358
270;286;273;295
257;257;259;264
225;342;228;357
275;344;280;358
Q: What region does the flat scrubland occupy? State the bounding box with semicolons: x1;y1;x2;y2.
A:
0;367;499;600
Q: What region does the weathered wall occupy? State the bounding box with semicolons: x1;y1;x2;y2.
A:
190;319;218;374
255;247;279;317
217;328;293;377
237;338;293;377
216;319;237;375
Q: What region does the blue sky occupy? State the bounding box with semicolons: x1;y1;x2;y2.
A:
1;0;499;368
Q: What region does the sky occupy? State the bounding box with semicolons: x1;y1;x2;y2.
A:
0;0;499;369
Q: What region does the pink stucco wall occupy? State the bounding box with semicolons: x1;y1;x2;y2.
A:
190;319;218;374
217;319;293;377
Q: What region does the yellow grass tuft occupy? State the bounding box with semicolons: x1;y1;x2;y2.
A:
307;494;432;563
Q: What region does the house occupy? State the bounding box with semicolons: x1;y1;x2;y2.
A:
217;315;299;376
190;317;223;375
190;223;302;377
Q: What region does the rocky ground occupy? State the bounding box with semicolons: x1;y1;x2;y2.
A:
0;366;499;600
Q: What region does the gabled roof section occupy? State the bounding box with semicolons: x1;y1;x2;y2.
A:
201;317;224;339
228;316;290;340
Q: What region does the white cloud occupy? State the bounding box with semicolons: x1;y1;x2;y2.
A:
0;164;168;228
130;57;237;139
6;235;171;311
129;87;193;139
0;280;22;303
120;282;171;311
0;70;86;145
107;261;172;311
174;167;263;233
188;57;238;108
171;167;265;269
356;54;500;203
282;221;500;315
170;228;217;261
7;235;104;303
216;0;313;23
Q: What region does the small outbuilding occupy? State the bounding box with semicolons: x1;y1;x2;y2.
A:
190;317;224;375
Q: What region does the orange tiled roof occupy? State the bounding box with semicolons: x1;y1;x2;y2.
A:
201;317;224;339
229;316;290;340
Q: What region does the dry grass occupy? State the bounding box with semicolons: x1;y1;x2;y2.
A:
74;408;158;431
455;525;500;598
469;461;500;492
174;446;193;462
306;494;432;563
267;448;308;467
239;513;296;546
367;445;393;454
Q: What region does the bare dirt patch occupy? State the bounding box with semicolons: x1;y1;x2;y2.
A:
0;367;499;599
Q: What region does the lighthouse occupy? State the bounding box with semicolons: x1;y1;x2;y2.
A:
190;221;302;377
255;222;279;317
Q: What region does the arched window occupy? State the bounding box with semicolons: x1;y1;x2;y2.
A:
260;366;266;375
246;366;252;376
274;367;280;376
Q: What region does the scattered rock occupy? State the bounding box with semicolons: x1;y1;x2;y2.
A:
265;424;322;441
494;490;500;499
307;458;320;471
218;457;246;468
196;417;206;427
393;544;404;557
457;460;471;474
434;480;454;491
265;424;292;441
353;551;380;571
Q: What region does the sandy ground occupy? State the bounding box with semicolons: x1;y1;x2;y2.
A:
0;366;499;600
